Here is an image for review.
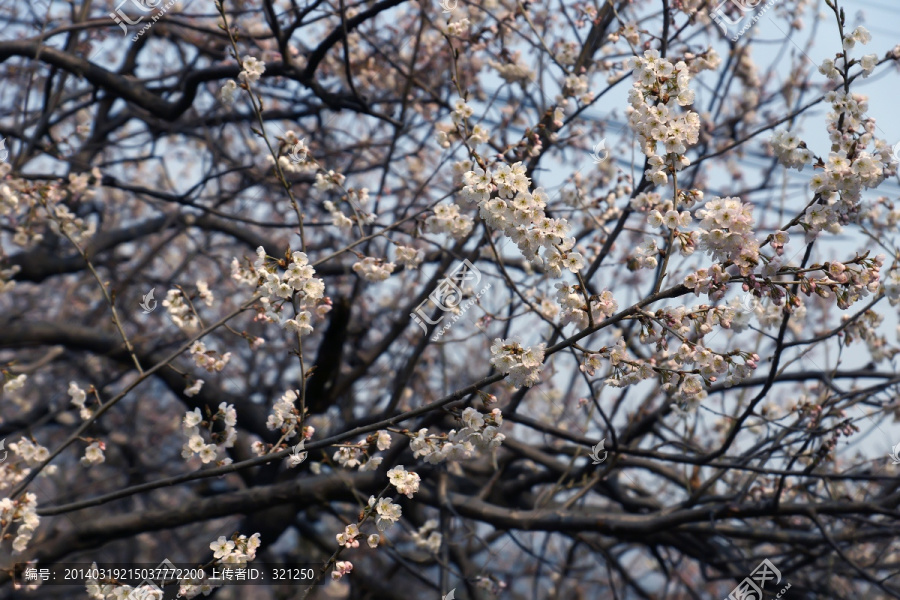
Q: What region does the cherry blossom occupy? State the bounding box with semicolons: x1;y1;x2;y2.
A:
489;338;545;388
3;0;900;595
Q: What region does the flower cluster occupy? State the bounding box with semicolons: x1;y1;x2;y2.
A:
410;407;504;463
816;93;891;197
371;496;402;531
181;403;237;465
336;523;361;548
8;437;52;468
490;338;545;388
487;52;534;84
425;202;474;239
1;373;30;411
0;265;19;294
885;268;900;306
0;493;39;553
625;49;702;184
410;519;442;554
329;464;418;580
806;255;883;310
234;56;266;89
314;169;347;193
80;441;106;467
443;17;470;38
234;246;328;338
68;381;92;420
841;25;872;51
671;342;758;387
647;207;693;230
184;379;204;397
3;373;27;398
581;339;656;387
667;375;708;420
0;166;101;250
332;561;354;581
683;264;731;299
563;74;593;103
841;309;896;363
211;532;261;562
48;201;98;246
630;238;660;270
323;200;353;232
240;57;266;83
460;163;583;276
163;289;200;331
395;245;424;268
0;180;20;221
189;340;232;373
266;389;302;439
696;196;759;275
333;438;383;472
321;187;374;233
0;462;30;493
770;130;815;170
554;284;618;330
270;130;314;174
386;465;420;498
555;40;580;65
220;56;266;104
220;80;238;104
196;280;214;306
435;99;487;149
779;84;897;242
353;256;396;282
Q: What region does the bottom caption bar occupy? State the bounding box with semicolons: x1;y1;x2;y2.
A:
11;562;325;587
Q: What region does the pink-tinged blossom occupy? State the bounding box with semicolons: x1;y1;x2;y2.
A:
331;561;353;580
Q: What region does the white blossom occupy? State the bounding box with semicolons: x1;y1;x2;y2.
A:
81;441;106;467
353;257;395;282
238;56;266;84
489;338;545;388
387;465;420;498
184;379;204;397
